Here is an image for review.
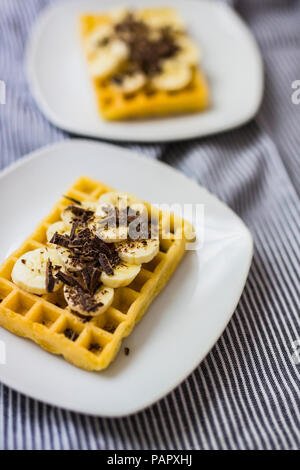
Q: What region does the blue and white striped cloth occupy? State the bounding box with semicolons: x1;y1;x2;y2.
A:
0;0;299;450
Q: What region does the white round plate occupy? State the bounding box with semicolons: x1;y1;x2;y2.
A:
0;140;253;416
26;0;263;142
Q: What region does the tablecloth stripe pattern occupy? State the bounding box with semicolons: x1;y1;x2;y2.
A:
0;0;299;450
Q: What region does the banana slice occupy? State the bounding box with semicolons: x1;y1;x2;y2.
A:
89;40;129;79
111;71;146;94
11;248;63;295
139;8;185;31
152;60;192;91
61;201;97;227
85;24;114;55
98;191;141;210
101;261;141;288
109;7;130;24
176;37;201;66
64;284;114;317
116;238;159;265
47;222;70;243
95;193;147;242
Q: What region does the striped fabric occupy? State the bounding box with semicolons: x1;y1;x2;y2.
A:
0;0;299;450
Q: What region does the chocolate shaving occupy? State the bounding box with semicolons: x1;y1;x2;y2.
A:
67;205;94;220
99;253;114;276
46;259;55;293
63;195;82;205
70;221;78;240
89;267;102;295
81;266;101;295
50;232;70;248
81;266;91;292
115;13;149;39
65;231;119;271
114;15;179;77
66;285;104;313
87;301;104;312
77;228;91;239
56;270;76;287
56;271;86;292
68;237;85;248
92;236;113;257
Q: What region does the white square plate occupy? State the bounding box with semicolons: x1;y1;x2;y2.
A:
26;0;263;142
0;140;253;416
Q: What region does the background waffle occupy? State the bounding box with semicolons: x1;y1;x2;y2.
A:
0;177;191;371
80;12;210;121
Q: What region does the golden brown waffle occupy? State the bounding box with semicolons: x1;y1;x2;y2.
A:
80;10;210;120
0;177;191;371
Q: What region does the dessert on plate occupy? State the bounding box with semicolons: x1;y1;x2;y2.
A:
80;7;210;120
0;177;194;370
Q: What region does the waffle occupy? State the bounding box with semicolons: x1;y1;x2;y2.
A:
80;9;210;120
0;177;192;371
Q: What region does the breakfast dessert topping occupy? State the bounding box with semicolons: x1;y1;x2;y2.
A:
85;9;201;93
11;192;158;317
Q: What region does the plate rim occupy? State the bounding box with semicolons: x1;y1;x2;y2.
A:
0;140;254;416
25;0;264;143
